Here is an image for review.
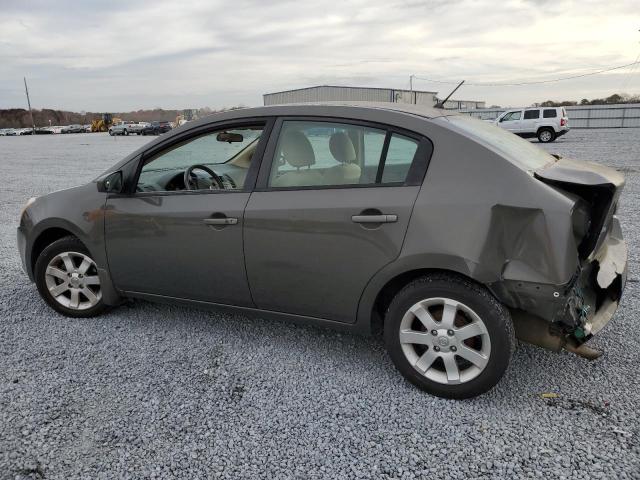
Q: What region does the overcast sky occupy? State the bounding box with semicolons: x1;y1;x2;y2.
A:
1;0;638;111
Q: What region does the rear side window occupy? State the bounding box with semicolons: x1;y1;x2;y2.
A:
382;134;419;183
267;120;420;188
523;110;540;119
543;109;557;118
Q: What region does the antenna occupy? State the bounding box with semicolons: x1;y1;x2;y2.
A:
434;80;465;109
24;77;36;134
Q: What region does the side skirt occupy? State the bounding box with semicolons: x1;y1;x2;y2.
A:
123;291;369;335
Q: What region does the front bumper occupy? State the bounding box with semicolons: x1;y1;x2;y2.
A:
17;225;30;278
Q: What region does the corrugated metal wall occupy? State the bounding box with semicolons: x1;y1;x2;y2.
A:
458;103;640;128
263;86;439;106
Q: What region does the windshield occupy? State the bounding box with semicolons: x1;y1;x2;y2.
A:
444;115;555;170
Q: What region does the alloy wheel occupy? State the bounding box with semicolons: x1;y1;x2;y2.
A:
399;297;491;385
44;251;102;310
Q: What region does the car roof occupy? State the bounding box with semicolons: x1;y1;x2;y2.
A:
206;101;453;122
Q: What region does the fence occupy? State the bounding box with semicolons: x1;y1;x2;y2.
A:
458;103;640;128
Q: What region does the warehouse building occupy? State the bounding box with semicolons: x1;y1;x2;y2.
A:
263;85;485;110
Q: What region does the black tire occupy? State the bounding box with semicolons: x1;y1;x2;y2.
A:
384;273;515;399
34;236;108;318
537;128;556;143
123;129;128;136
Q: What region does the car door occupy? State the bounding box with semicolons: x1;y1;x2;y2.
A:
243;118;432;323
498;110;523;133
522;109;541;133
104;119;273;306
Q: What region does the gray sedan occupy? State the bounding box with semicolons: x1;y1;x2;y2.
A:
17;103;627;398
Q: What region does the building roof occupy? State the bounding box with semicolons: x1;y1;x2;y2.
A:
263;85;438;96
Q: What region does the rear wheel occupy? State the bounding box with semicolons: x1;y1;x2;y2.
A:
123;129;129;136
384;273;515;399
537;128;555;143
34;236;108;318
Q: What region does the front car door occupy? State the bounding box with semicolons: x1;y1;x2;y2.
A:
243;118;432;323
498;110;523;133
105;119;273;306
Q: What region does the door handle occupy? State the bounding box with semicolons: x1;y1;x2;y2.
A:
351;214;398;224
203;217;238;225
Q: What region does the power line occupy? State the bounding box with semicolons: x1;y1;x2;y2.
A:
412;60;640;87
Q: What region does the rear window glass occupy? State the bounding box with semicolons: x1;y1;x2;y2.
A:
543;109;557;118
524;110;540;119
444;115;554;170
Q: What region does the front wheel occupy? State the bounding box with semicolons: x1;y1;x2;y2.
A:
384;273;515;399
34;236;108;318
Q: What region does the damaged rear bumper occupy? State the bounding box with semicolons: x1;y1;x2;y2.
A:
503;216;627;355
566;215;627;341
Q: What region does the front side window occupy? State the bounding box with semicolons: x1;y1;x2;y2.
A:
137;125;263;192
268;120;419;188
523;110;540;119
543;109;557;118
501;111;521;121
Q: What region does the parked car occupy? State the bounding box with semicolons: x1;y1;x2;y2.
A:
0;128;12;136
35;127;54;135
4;129;18;136
495;106;569;143
17;103;627;399
61;124;86;134
108;122;135;136
17;128;33;135
141;120;172;135
127;122;150;135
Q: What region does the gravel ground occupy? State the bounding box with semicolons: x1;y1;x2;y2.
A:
1;130;639;479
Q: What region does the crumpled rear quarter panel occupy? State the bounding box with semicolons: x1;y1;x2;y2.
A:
401;120;579;314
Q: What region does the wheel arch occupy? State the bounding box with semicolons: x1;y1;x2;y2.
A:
29;224;80;278
356;254;500;335
536;125;556;134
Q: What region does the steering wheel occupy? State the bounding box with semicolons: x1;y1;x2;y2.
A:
184;164;225;190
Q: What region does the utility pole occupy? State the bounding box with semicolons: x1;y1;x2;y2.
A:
409;74;415;103
23;77;36;134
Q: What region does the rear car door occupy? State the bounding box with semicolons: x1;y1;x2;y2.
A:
243;118;432;323
522;109;541;133
104;119;273;306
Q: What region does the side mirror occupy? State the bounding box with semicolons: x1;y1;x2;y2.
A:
97;171;123;193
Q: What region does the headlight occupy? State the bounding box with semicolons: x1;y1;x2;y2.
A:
21;197;37;216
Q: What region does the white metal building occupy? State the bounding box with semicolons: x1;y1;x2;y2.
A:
263;85;485;110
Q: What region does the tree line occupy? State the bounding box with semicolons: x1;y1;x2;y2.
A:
531;93;640;108
0;107;229;129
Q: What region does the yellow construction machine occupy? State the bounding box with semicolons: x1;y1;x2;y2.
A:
91;113;122;132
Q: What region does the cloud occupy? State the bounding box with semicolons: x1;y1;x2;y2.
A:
0;0;638;110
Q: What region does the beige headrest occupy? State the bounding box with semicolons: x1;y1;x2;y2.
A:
281;130;315;168
329;132;356;164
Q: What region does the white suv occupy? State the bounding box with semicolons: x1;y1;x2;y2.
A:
495;107;569;143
